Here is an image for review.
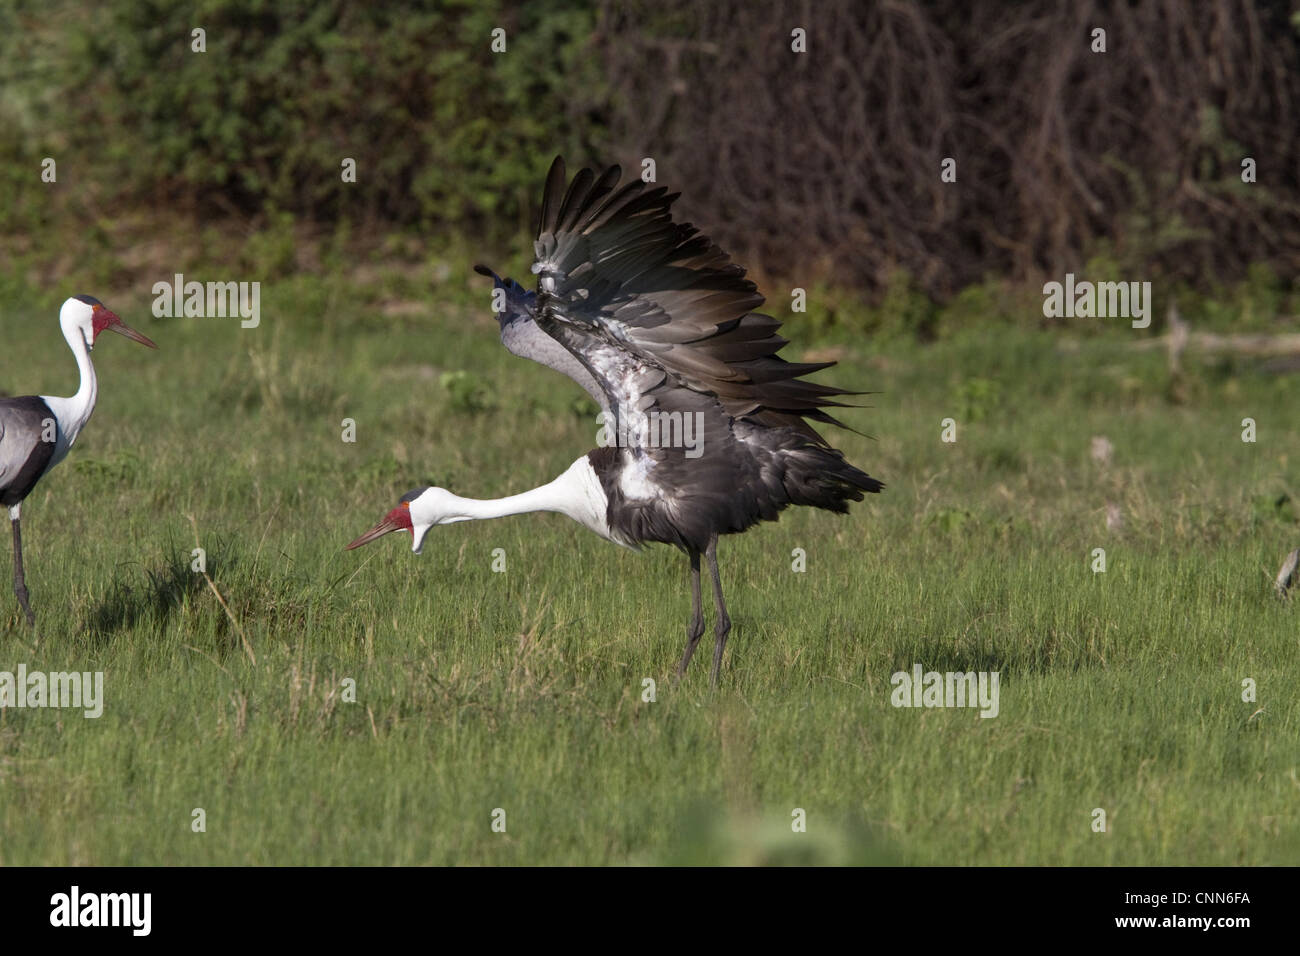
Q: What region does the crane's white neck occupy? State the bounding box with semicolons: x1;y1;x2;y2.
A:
67;323;98;418
41;323;98;457
410;456;620;549
437;484;568;522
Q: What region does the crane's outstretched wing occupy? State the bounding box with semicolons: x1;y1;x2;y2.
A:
529;157;857;443
524;159;880;549
472;264;608;412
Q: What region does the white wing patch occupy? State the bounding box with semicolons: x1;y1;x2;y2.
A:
617;454;658;502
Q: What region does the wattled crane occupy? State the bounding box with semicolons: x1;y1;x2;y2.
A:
348;159;882;684
0;296;156;625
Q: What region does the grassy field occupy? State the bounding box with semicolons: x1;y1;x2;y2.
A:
0;267;1297;865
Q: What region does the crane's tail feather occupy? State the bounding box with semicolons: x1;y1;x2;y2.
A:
782;443;884;514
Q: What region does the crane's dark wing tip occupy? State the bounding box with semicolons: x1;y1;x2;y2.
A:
538;157;568;237
473;264;495;279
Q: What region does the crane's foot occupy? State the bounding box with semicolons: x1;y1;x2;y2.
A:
674;547;705;681
708;615;731;689
676;621;705;678
14;585;35;628
704;535;730;689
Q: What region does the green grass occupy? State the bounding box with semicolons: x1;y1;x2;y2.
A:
0;271;1297;865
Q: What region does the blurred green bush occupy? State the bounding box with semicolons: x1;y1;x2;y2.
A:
0;0;603;240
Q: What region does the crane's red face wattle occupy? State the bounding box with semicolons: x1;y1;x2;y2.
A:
345;501;414;550
91;304;157;349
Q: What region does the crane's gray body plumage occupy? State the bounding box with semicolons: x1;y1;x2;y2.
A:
473;158;883;682
0;396;58;509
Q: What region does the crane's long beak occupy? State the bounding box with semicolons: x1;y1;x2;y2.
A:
104;316;158;349
345;513;406;550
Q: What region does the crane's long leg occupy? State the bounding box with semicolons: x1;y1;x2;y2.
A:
706;534;731;688
676;547;705;676
10;509;35;627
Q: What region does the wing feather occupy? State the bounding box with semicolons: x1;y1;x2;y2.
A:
529;159;860;446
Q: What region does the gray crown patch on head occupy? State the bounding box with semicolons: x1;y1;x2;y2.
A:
72;294;103;307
